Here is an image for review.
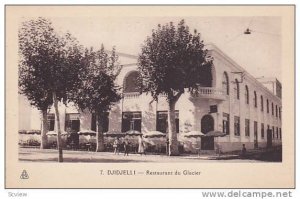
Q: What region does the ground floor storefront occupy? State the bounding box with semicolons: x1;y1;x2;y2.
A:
19;94;282;154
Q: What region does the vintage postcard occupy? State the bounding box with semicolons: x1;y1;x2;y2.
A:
5;5;295;188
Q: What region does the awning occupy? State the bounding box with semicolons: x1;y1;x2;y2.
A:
78;130;96;136
204;131;226;137
125;130;142;136
143;131;166;138
181;131;205;138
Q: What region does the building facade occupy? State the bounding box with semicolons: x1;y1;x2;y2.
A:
19;44;282;152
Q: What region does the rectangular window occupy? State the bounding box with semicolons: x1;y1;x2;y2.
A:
223;113;230;135
245;119;250;137
261;123;265;139
65;113;80;132
276;127;279;139
156;111;179;133
279;107;281;119
91;112;109;132
279;128;282;139
254;121;258;140
234;116;240;136
47;114;55;131
272;126;275;138
122;112;142;132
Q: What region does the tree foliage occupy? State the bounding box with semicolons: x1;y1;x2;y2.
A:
18;17;85;107
138;19;213;101
70;45;122;114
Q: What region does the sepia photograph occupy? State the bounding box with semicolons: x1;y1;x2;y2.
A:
5;5;295;188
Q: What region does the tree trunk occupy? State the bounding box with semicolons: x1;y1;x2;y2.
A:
96;112;105;152
40;109;48;149
53;91;63;162
168;100;179;156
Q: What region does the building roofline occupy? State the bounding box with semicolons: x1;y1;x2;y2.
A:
206;43;281;103
105;50;138;59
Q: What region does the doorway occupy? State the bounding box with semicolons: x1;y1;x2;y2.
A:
267;129;273;148
201;115;214;150
65;114;80;149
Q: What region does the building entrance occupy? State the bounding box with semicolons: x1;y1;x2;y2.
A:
267;129;273;148
65;113;80;149
201;115;214;150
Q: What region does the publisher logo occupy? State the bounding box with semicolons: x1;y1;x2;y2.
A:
20;170;29;179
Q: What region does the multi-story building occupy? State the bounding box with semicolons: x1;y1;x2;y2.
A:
19;43;282;152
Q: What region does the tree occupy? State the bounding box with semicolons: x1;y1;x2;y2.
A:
19;67;53;149
138;20;213;155
19;17;84;162
70;45;121;152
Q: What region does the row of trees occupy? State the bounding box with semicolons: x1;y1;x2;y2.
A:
19;18;213;161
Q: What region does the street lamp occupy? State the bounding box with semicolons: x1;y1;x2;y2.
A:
244;28;252;34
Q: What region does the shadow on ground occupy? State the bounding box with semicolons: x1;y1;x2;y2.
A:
221;146;282;162
246;150;282;162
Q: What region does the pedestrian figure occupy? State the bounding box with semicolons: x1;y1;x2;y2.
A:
241;144;247;158
123;139;129;156
166;138;169;156
113;137;120;155
138;135;146;155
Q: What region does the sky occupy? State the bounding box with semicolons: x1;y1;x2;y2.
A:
50;16;281;81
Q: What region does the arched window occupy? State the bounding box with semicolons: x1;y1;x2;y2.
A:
267;99;269;113
123;71;140;93
245;85;249;104
222;72;229;95
260;95;264;111
234;79;239;99
253;91;257;107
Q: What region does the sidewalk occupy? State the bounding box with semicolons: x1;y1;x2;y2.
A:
216;146;282;161
184;146;282;161
19;147;263;162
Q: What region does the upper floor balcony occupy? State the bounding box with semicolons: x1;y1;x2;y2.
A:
190;87;226;101
123;92;140;99
123;87;226;101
